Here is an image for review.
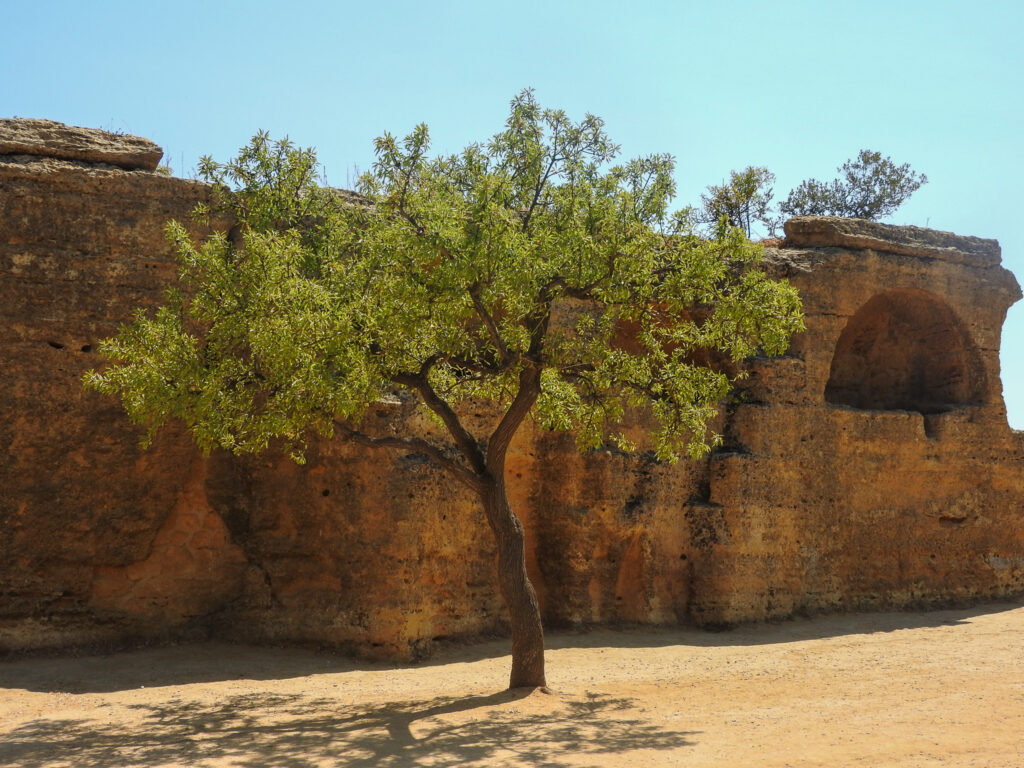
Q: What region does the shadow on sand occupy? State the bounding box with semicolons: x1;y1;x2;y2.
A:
2;600;1018;696
546;599;1024;651
0;689;696;768
3;602;1019;765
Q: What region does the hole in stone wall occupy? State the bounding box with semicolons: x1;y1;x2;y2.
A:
825;289;986;414
80;344;92;353
47;341;65;350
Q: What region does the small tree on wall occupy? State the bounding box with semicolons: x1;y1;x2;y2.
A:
85;90;803;690
780;149;928;220
697;166;777;238
698;151;928;239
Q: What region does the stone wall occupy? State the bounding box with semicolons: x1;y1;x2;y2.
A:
0;121;248;650
2;120;1022;658
701;219;1024;623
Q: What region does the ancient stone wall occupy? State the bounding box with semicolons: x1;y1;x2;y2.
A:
698;219;1024;624
2;121;1022;658
0;121;248;650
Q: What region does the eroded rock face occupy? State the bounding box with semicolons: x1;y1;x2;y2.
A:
824;288;987;412
1;120;1022;657
0;134;243;651
703;221;1024;624
0;118;163;171
783;215;1001;266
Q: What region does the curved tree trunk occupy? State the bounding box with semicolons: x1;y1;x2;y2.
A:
481;476;546;689
387;360;548;690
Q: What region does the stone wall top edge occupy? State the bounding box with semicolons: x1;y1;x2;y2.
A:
1;121;1004;264
782;216;1001;267
0;118;163;172
0;153;211;193
762;241;1022;308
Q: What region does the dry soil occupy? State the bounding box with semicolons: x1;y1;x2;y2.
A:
1;602;1022;767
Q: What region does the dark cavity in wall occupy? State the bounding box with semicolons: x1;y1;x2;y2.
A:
825;288;986;414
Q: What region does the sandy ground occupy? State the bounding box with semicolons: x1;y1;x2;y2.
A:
1;602;1022;767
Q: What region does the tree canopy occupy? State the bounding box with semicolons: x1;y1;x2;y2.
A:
779;149;928;220
696;150;928;239
696;166;777;239
86;90;804;689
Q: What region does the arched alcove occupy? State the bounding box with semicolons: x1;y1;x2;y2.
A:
825;289;986;413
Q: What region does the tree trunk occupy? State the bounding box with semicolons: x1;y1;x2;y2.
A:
481;476;546;689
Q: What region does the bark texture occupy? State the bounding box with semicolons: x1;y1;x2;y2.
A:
482;479;546;688
480;365;547;688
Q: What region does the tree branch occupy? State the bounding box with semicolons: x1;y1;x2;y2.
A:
521;132;561;232
441;353;509;376
393;359;487;475
390;200;460;264
335;421;483;492
469;282;513;366
486;363;542;473
482;283;554;470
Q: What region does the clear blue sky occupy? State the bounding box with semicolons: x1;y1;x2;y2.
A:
5;0;1023;426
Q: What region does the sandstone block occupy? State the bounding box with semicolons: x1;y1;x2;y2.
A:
0;118;163;171
783;216;1001;267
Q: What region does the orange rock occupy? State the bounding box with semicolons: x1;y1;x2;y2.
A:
1;121;1022;658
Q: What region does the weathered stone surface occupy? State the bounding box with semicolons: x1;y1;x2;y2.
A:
0;152;233;651
783;215;1002;267
1;123;1022;658
0;118;163;171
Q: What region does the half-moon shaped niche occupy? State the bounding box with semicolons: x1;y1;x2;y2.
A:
825;289;986;413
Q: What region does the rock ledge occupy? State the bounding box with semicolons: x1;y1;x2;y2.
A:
0;118;163;171
783;216;1001;267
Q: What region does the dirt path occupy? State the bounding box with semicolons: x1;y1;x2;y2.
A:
1;602;1022;767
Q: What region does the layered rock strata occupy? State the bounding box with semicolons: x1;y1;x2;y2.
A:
1;120;1021;658
0;118;163;171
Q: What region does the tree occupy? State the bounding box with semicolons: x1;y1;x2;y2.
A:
697;166;777;238
85;90;803;690
779;149;927;220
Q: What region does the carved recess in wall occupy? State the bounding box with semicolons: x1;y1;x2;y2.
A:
825;288;986;413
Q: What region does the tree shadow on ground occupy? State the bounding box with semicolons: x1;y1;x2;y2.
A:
0;641;370;695
545;599;1024;652
0;690;696;768
2;601;1018;696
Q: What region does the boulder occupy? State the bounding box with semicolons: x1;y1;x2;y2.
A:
0;118;163;171
783;215;1001;267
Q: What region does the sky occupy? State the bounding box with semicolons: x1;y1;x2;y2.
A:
5;0;1023;427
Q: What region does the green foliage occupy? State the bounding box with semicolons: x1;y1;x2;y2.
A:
779;149;927;220
86;91;803;469
696;166;778;238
